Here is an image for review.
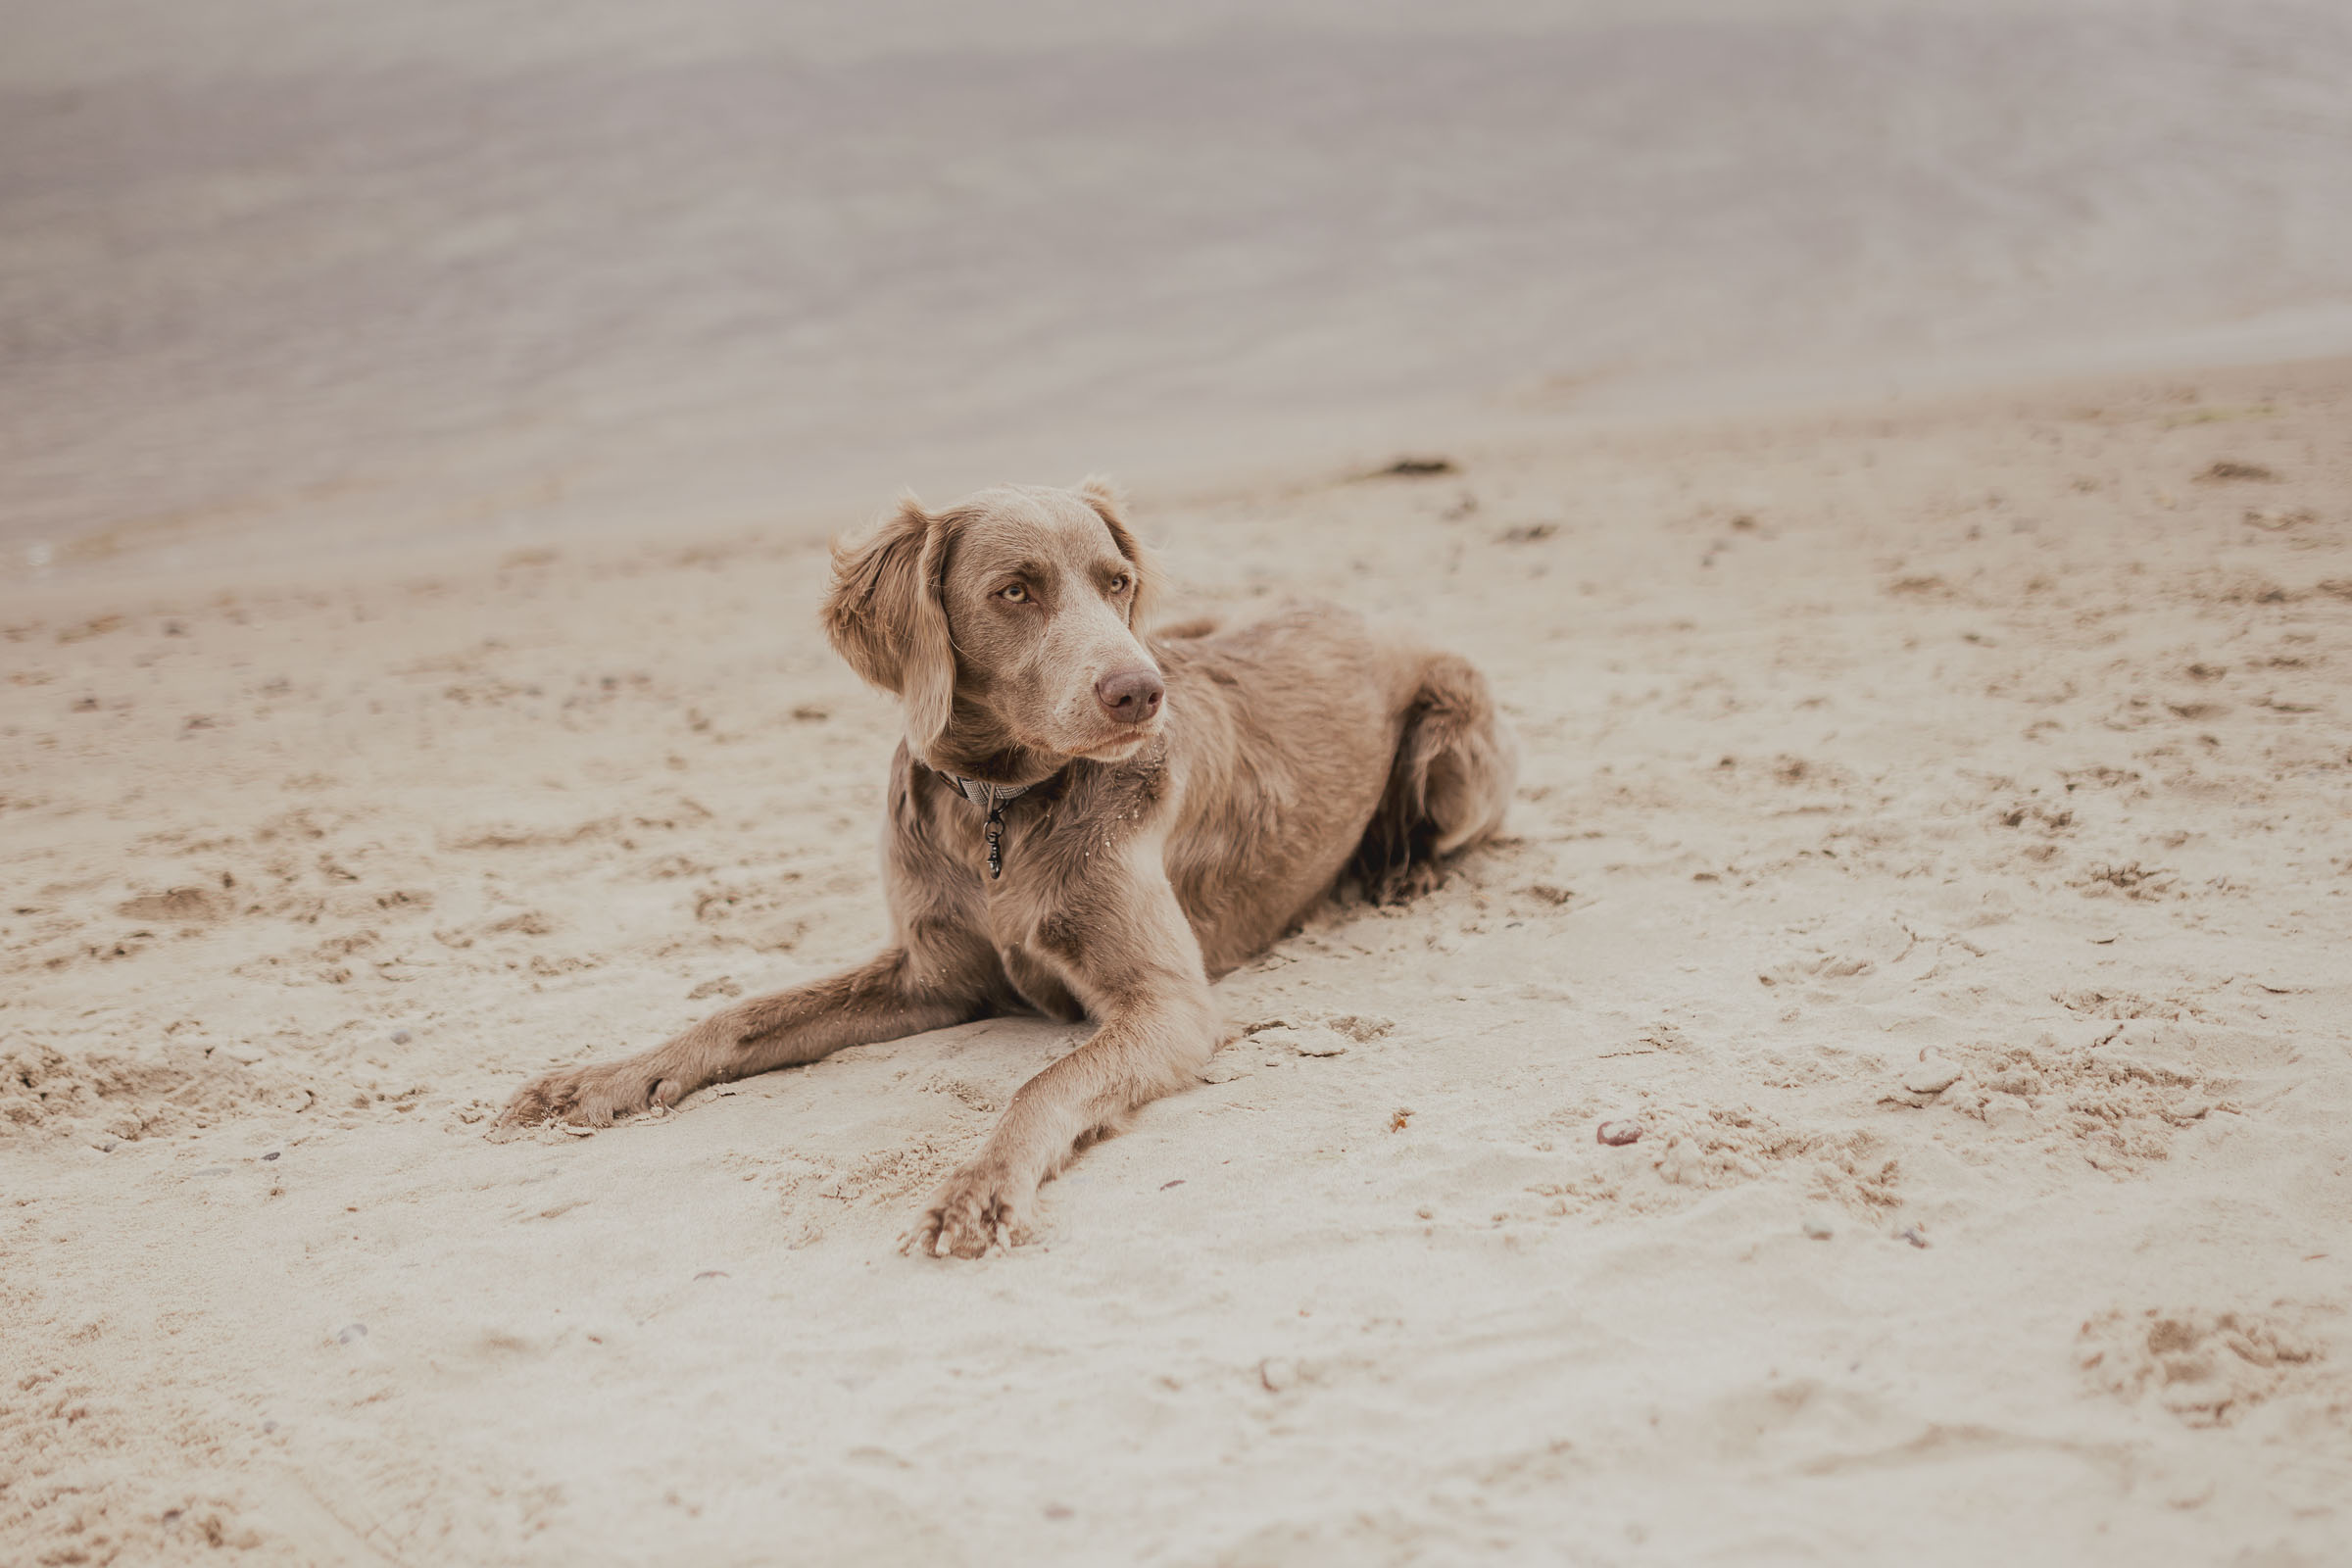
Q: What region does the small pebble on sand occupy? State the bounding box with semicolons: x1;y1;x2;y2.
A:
1902;1057;1964;1096
337;1323;368;1344
1596;1120;1643;1147
1803;1216;1835;1240
1258;1357;1297;1393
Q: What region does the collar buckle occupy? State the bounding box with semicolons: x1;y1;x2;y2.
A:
939;772;1031;880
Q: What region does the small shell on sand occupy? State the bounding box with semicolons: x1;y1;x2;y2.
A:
1902;1058;1964;1096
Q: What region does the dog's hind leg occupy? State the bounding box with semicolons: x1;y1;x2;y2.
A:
1354;652;1518;904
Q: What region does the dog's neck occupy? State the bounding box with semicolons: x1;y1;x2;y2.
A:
934;771;1036;809
928;762;1059;881
913;720;1061;872
916;724;1068;793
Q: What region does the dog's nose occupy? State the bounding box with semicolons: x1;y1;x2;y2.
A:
1095;667;1164;724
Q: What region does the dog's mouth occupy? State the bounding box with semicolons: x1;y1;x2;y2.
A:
1065;709;1164;760
1071;727;1154;761
1018;690;1166;764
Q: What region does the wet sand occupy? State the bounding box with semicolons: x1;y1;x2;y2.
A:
6;0;2351;575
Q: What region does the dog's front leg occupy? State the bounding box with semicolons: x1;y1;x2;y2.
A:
911;875;1218;1258
498;947;988;1129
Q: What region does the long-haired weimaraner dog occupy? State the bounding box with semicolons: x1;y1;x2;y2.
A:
499;479;1516;1256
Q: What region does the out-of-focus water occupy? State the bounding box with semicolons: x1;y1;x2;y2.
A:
5;0;2349;566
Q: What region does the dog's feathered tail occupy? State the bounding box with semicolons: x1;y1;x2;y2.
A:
1352;653;1518;905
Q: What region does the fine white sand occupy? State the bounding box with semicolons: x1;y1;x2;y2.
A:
6;356;2350;1564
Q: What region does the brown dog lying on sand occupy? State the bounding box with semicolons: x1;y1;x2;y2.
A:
498;479;1516;1256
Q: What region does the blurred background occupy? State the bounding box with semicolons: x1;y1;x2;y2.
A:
5;0;2350;573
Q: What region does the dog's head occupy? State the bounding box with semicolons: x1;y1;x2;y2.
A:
823;478;1165;771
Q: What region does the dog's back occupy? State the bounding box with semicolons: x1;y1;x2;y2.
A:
1152;602;1514;973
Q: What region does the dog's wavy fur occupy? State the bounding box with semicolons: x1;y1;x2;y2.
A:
500;479;1516;1256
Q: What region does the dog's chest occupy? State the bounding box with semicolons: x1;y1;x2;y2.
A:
994;933;1085;1022
976;856;1091;1022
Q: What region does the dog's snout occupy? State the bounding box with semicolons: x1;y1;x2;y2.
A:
1095;667;1164;724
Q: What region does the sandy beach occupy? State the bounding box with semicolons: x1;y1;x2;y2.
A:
6;352;2351;1563
9;0;2352;1561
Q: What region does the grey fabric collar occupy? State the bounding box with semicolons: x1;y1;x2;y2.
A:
939;773;1032;810
937;772;1033;880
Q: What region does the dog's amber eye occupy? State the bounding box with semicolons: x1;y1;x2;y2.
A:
1001;583;1027;603
1108;574;1131;594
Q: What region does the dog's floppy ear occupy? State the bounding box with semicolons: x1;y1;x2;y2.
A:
823;494;957;760
1077;475;1161;633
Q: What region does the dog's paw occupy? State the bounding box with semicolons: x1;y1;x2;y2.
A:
905;1161;1036;1260
1366;858;1448;906
496;1056;686;1130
